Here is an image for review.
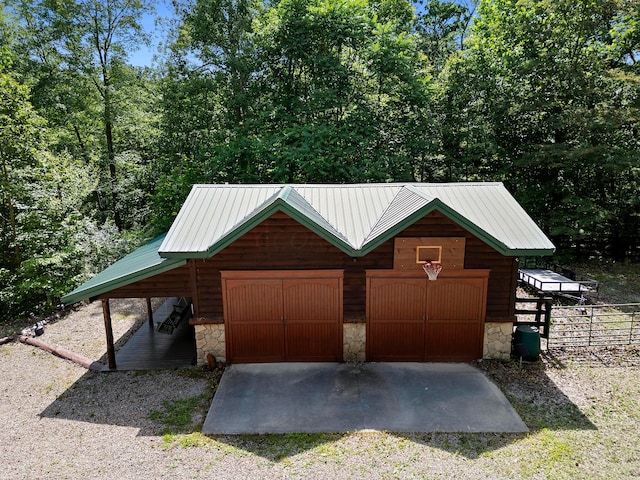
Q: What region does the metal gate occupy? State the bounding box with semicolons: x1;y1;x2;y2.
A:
548;304;640;348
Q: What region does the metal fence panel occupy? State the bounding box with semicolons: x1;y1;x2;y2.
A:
548;304;640;348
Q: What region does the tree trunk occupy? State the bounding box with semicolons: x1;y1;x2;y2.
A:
1;157;20;270
102;59;122;230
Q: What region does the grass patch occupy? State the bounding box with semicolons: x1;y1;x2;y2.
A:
573;261;640;304
160;432;213;449
148;394;208;435
147;366;224;438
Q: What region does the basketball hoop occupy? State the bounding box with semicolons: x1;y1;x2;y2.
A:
422;262;442;281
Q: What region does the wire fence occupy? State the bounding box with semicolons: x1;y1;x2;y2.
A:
547;304;640;348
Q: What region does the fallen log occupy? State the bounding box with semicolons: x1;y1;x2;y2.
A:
19;335;104;372
0;336;14;346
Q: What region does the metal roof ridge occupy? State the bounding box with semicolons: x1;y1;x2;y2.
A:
359;185;425;247
402;183;436;199
187;185;357;258
286;187;353;246
232;185;287;227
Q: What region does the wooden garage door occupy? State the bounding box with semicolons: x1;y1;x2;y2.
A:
367;277;427;361
222;271;343;363
425;277;487;361
366;270;488;362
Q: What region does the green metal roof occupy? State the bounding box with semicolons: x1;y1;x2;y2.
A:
63;182;555;304
61;234;186;304
159;183;556;258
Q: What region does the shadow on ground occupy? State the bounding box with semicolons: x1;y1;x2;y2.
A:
39;366;217;437
544;346;640;368
474;358;597;432
40;355;595;460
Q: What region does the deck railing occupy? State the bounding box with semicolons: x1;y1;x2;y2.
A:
514;297;553;339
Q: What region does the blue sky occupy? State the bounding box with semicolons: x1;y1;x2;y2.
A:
128;0;476;67
129;1;173;67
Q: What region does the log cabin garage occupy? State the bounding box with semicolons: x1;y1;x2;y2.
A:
62;183;555;367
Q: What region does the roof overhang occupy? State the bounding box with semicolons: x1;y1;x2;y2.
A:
61;235;187;305
357;198;555;257
63;183;555;303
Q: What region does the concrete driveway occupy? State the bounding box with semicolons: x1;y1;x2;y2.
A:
202;363;528;434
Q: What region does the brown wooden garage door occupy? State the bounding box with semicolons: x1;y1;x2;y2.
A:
366;270;489;362
222;271;343;363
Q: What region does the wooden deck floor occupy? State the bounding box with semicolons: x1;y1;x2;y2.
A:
104;300;197;371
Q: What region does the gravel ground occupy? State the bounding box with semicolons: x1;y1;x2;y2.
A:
1;299;639;479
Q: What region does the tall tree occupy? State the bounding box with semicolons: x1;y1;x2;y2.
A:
13;0;154;229
440;0;640;258
414;0;474;72
155;0;436;226
0;31;115;321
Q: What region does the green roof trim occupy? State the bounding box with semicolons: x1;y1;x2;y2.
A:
61;234;186;304
357;198;554;257
65;183;554;303
164;197;360;259
159;183;555;259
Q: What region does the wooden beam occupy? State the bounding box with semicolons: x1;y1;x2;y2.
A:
189;259;200;318
146;298;153;328
102;299;116;370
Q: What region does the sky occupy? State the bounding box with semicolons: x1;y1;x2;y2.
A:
129;1;173;67
128;0;477;67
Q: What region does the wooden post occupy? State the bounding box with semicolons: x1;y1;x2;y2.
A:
189;259;200;319
146;298;154;328
102;298;116;370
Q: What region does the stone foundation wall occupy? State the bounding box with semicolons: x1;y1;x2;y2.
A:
343;322;366;362
194;324;226;365
194;321;508;363
483;322;513;360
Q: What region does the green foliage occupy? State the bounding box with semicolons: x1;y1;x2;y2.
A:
148;395;208;434
415;0;474;72
1;0;640;327
155;0;437;221
439;0;640;259
0;20;136;323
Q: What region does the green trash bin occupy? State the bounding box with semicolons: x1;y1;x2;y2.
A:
513;325;541;361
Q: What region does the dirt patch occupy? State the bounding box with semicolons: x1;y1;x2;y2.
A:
1;300;639;479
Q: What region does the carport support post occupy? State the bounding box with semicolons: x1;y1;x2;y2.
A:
102;299;116;370
146;298;153;328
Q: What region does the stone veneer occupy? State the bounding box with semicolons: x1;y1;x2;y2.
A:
194;324;226;365
343;322;366;363
483;322;513;360
194;321;508;364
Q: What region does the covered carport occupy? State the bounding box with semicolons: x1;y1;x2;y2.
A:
61;234;193;370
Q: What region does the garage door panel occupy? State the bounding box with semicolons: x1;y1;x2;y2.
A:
225;279;282;322
284;279;340;321
286;323;341;361
368;322;424;361
427;279;485;321
229;324;285;363
284;278;341;361
425;322;483;361
369;278;426;321
223;272;343;363
367;270;488;362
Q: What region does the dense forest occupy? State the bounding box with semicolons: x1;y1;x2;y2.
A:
1;0;638;322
